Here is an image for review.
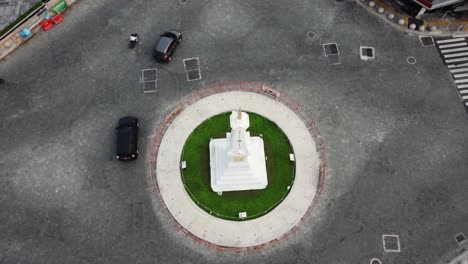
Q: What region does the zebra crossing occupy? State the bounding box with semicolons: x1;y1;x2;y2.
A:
435;37;468;110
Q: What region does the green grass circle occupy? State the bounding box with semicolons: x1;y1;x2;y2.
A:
181;112;295;221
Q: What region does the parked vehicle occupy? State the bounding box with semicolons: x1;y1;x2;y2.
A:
153;30;182;62
116;116;139;161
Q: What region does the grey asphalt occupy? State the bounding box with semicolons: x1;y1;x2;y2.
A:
1;0;468;263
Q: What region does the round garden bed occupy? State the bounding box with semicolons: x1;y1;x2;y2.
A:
181;112;295;221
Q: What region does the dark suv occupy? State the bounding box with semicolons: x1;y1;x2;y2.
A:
116;116;139;161
153;30;182;62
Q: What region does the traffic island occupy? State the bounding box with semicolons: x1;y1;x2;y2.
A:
149;83;327;250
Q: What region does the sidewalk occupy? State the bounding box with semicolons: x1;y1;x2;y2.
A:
355;0;468;37
448;250;468;264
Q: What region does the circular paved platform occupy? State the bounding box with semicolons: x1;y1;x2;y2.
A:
154;90;321;248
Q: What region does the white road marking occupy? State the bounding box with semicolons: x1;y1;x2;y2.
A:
445;57;468;63
436;38;466;44
444;52;468;58
448;63;468;68
441;47;468;54
454;73;468;78
455;79;468;84
458;84;468;89
460;90;468;94
439;42;467;49
450;67;468;73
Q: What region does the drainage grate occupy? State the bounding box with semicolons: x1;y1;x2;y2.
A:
323;43;339;56
142;69;157;81
187;70;201;81
141;68;158;93
382;234;401;252
360;46;375;60
307;31;316;39
183;58;199;71
327;54;341;65
183;57;202;81
455;233;467;245
419;36;435;47
407;56;416;64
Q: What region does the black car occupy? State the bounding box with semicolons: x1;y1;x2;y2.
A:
153;30;182;62
116;116;139;161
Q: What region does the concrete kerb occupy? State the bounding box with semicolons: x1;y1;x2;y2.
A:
148;82;327;252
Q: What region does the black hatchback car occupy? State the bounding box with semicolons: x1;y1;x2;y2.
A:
116;116;139;161
153;30;182;62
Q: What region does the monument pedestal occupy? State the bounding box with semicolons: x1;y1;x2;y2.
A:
209;111;268;192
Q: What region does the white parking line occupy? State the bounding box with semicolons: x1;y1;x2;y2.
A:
441;47;468;54
436;38;466;44
444;52;468;58
439;42;467;49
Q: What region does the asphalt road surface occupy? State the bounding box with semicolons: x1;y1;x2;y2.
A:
1;0;468;263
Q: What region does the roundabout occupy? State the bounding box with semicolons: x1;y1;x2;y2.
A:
149;83;326;249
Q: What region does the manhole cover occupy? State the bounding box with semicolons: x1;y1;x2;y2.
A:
184;58;199;71
419;36;434;47
327;54;341;65
187;69;201;81
323;43;339;56
307;31;316;39
360;46;375;61
142;69;157;81
455;233;467;245
180;0;188;4
143;81;157;93
407;56;416;64
383;234;401;252
370;259;382;264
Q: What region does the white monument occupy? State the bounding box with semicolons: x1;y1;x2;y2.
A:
209;110;268;193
